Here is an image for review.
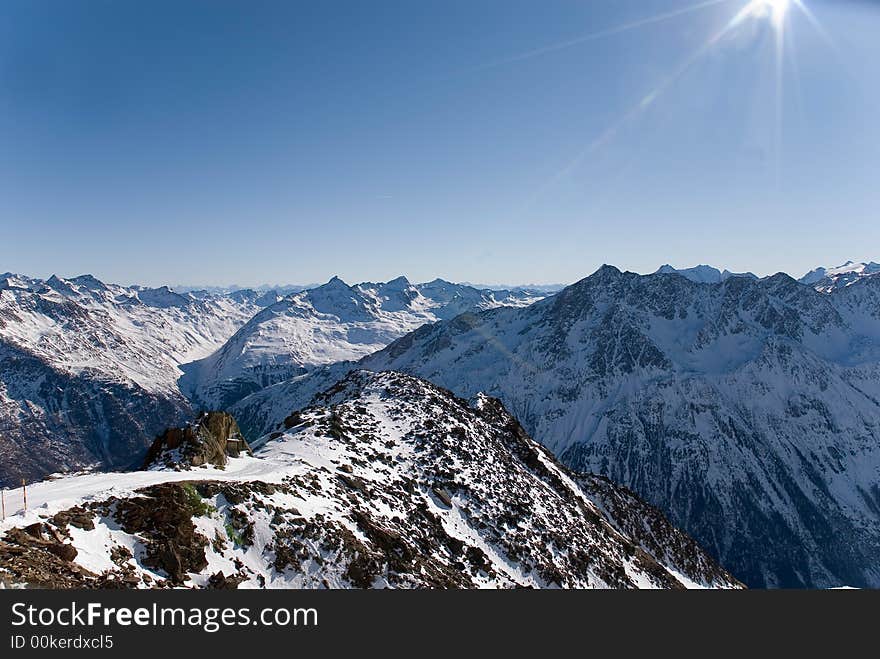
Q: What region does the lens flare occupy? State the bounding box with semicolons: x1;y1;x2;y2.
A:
747;0;792;29
495;0;831;207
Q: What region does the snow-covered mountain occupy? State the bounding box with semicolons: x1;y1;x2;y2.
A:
180;276;544;411
800;261;880;293
654;264;758;283
0;271;544;487
0;371;740;589
0;273;272;486
232;266;880;588
174;283;313;297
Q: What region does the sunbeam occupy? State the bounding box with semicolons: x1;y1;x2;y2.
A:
469;0;732;73
792;0;835;48
775;4;787;185
522;2;778;207
748;0;792;29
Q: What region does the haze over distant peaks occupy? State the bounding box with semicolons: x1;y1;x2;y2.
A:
654;264;758;284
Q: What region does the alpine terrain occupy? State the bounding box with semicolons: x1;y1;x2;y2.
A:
0;272;543;487
0;272;277;486
799;261;880;293
233;265;880;588
179;275;543;410
0;371;740;589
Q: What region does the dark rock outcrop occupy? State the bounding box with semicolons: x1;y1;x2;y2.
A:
143;411;252;470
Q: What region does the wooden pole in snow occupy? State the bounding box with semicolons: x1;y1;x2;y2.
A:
1;489;5;521
22;479;26;513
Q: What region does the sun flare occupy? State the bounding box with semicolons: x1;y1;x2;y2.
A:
748;0;792;28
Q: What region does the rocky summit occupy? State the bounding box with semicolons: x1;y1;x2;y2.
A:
143;411;252;470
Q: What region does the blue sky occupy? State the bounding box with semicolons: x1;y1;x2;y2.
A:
1;0;878;286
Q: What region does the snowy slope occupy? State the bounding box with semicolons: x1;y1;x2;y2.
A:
232;266;880;588
180;276;544;410
0;371;740;590
0;274;268;486
799;261;880;293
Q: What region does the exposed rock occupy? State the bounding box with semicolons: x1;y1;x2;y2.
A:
431;486;453;508
0;539;94;588
52;506;95;532
112;482;211;584
1;524;81;586
207;571;246;589
143;411;252;470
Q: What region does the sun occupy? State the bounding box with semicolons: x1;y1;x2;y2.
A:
748;0;792;29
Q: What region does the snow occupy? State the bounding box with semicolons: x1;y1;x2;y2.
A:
800;261;880;292
0;273;264;397
655;264;757;283
0;456;288;532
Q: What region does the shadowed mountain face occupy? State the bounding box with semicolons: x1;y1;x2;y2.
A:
232;266;880;588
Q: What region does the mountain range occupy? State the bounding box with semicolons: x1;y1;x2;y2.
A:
0;272;543;486
230;264;880;588
2;260;879;588
179;275;543;411
799;261;880;293
0;272;269;485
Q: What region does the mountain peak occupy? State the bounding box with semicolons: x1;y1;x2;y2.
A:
134;285;190;308
44;274;79;296
255;369;742;589
799;260;880;291
655;264;719;283
383;275;412;288
325;275;349;287
763;271;800;287
308;275;358;297
304;276;378;320
653;264;757;284
69;274;107;290
593;264;623;278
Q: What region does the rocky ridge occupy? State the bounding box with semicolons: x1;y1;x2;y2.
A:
0;371;740;590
